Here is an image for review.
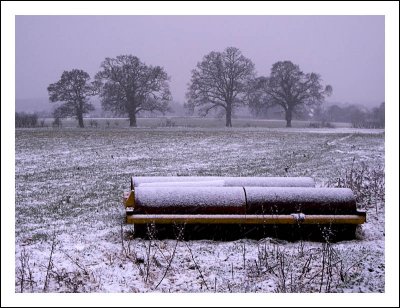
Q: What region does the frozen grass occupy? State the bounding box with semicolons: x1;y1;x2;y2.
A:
15;127;384;293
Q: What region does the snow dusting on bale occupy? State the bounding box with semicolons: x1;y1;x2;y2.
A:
224;177;315;187
134;186;356;215
246;187;356;214
132;176;315;188
135;187;246;214
139;180;225;187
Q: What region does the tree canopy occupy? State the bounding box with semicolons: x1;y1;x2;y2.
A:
95;55;171;127
185;47;255;127
47;69;97;128
262;61;332;127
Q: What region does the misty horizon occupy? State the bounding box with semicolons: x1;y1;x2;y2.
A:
14;97;383;115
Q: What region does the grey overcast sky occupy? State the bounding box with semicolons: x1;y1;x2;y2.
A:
16;15;384;107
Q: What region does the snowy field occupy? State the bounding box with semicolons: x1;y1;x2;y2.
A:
14;126;385;295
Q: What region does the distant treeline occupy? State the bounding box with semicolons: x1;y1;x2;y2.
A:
316;102;385;128
16;101;384;129
247;102;385;129
15;112;38;128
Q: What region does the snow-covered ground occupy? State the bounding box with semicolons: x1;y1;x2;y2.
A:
13;127;386;298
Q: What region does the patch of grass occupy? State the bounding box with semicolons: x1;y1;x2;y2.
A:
31;232;49;243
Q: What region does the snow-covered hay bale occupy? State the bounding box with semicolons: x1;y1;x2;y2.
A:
132;187;356;215
131;176;315;189
245;187;357;215
134;187;246;214
225;177;315;187
139;180;225;187
125;180;364;241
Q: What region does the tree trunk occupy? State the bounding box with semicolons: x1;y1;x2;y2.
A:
77;114;84;128
226;105;232;127
285;108;292;128
129;114;137;127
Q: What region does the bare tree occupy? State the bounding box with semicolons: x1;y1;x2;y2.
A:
247;76;271;118
263;61;332;127
372;102;385;128
185;47;255;127
325;104;344;123
95;55;171;127
47;69;97;128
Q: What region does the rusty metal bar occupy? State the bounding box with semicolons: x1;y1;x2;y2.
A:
126;213;366;225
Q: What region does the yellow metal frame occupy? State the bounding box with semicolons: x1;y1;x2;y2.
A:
123;190;366;225
126;213;366;225
123;190;135;207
